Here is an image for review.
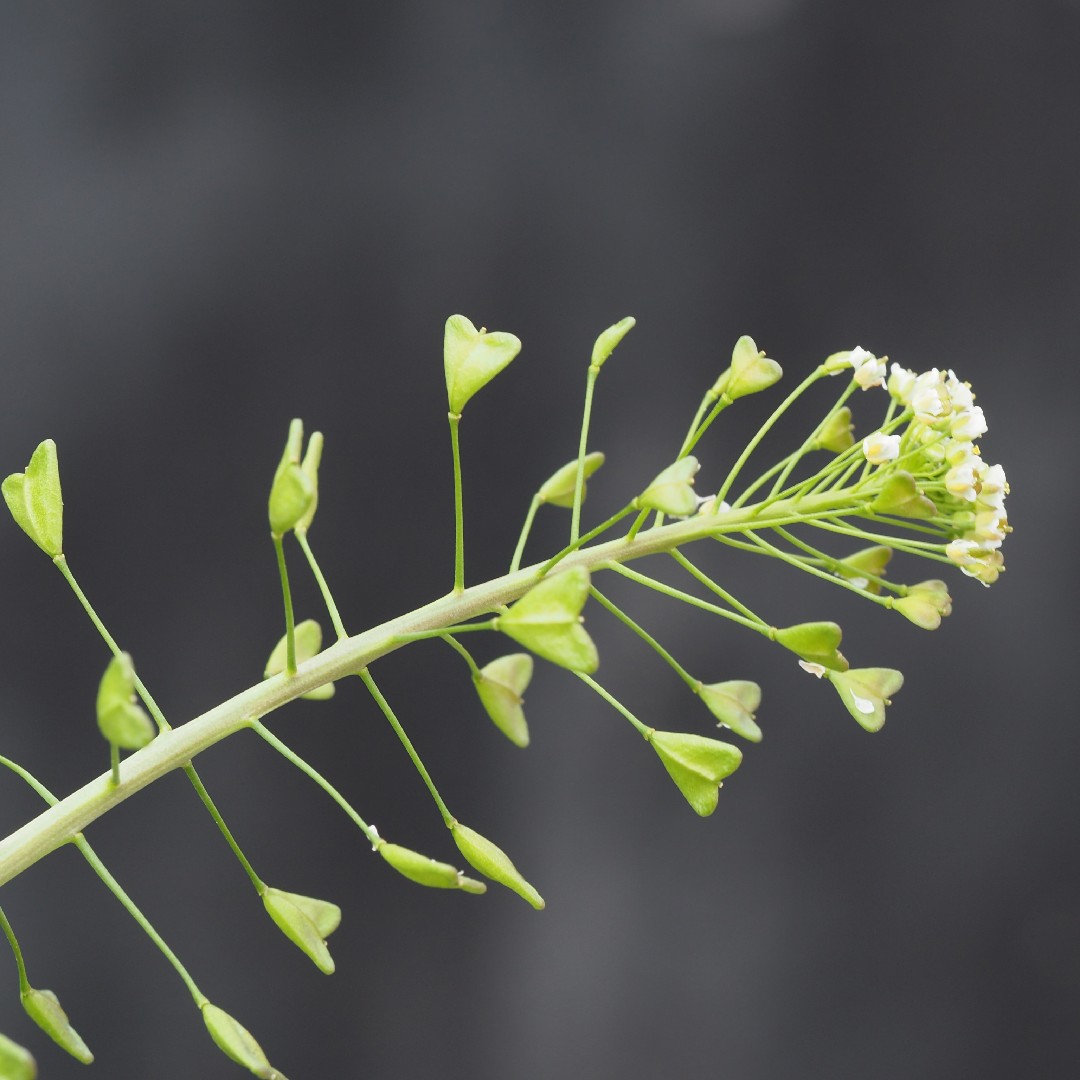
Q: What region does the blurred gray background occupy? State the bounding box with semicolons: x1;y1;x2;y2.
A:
0;2;1076;1078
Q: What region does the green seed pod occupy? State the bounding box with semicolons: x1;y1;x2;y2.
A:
294;431;324;535
647;731;743;817
496;566;598;674
635;457;701;518
871;472;938;519
444;315;522;415
262;888;339;975
775;621;848;672
829;668;904;733
201;1003;279;1079
713;336;782;400
96;653;155;751
264;619;334;700
268;419;315;536
2;439;64;557
473;654;533;747
834;545;893;593
590;316;636;369
377;842;486;894
450;822;544;909
697;680;763;743
0;1032;36;1080
21;988;93;1065
893;580;952;631
537;452;606;508
814;406;855;453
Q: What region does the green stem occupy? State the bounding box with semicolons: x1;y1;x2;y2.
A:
358;669;453;825
575;673;651;738
713;367;827;508
449;412;465;593
440;634;482;678
668;551;765;624
250;722;376;844
682;392;732;456
539;503;636;576
571;366;600;545
392;619;498;645
297;532;348;641
604;561;768;634
510;495;542;574
110;743;120;787
589;588;696;687
273;534;297;675
0;904;29;994
768;382;858;497
182;765;263;892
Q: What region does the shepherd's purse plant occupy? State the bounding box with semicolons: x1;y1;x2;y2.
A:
0;317;1010;1078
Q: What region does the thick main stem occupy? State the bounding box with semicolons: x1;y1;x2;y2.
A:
0;489;862;889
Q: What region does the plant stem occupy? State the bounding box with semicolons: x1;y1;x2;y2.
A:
571;365;600;545
440;634;482;678
273;534;297;674
449;412;465;593
509;495;541;574
575;674;651;738
182;766;264;892
297;532;348;641
0;904;29;994
589;587;696;687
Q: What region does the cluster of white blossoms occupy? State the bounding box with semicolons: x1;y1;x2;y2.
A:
864;359;1009;585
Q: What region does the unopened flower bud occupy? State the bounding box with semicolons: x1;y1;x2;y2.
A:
473;653;533;747
590;317;636;369
444;314;522;414
862;431;901;466
262;888;340;974
537;452;605;508
697;681;762;743
647;730;743;817
814;407;855;453
775;622;848;671
636;457;700;518
22;987;92;1065
2;439;64;557
96;653;155;751
828;668;904;732
268;419;314;536
714;336;782;399
264;619;334;700
496;566;598;674
449;821;544;909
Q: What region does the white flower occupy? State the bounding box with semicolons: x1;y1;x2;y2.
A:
798;660;827;678
862;431;901;465
945;460;980;502
888;363;917;404
970;509;1008;549
950;405;988;441
852;350;887;390
945;370;975;412
911;369;948;422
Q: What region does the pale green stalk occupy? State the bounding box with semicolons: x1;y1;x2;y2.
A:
575;674;651;738
273;534;298;674
668;551;765;625
589;588;696;688
570;366;601;544
297;531;348;641
509;495;542;574
0;904;29;994
449;413;465;592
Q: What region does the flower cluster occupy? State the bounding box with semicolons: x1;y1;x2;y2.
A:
854;361;1009;585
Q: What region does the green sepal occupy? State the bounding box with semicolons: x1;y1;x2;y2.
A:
473;654;533;747
893;580;952;630
262;888;339;975
268;419;315;536
294;431;324;535
828;668;904;733
444;315;522;415
834;545;893;593
201;1003;279;1079
697;680;762;743
814;406;855;453
376;841;487;894
264;619;335;700
96;653;155;751
0;1032;36;1080
647;730;743;817
871;472;938;519
2;439;64;557
538;452;605;508
775;621;848;672
21;988;93;1065
496;566;598;674
713;336;782;400
635;457;700;518
590;316;636;369
449;821;544;909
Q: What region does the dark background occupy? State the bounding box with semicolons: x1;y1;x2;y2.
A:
1;3;1076;1078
